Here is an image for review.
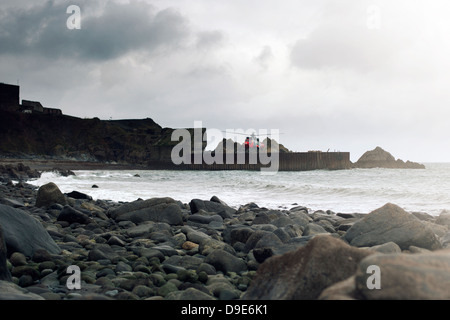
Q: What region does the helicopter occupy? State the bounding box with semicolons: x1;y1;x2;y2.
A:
244;133;264;150
220;131;283;151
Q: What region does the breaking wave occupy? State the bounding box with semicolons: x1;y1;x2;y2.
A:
27;163;450;215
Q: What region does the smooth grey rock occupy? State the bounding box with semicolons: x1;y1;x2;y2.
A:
0;280;45;300
345;203;441;250
189;199;236;219
0;204;60;257
356;249;450;299
57;205;92;225
0;225;11;281
243;235;374;300
110;198;184;225
204;249;247;274
35;182;67;208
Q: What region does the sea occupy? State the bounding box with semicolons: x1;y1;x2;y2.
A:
27;163;450;216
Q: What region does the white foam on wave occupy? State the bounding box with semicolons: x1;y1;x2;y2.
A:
25;163;450;215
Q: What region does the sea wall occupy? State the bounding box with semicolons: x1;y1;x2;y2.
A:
148;151;352;171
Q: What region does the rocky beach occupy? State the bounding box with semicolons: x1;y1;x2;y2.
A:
1;162;450;301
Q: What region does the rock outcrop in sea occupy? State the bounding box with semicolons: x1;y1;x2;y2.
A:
1;173;450;300
353;146;425;169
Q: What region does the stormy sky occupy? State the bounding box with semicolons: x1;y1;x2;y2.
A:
1;0;450;162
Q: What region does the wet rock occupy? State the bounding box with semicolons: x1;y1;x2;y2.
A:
0;163;40;182
66;191;92;200
189;199;236;219
243;235;374;300
228;227;254;246
435;211;450;228
35;182;67;208
87;244;118;262
110;198;184;225
198;238;235;256
182;226;211;244
356;249;450;299
0;204;60;257
204;249;247;274
187;213;223;225
10;252;27;267
57;206;92;225
11;265;40;281
369;241;401;254
318;276;357;300
254;232;283;250
107;235;126;247
182;241;199;251
302;223;329;236
0;280;45;300
31;249;53;263
163;255;204;271
345;203;441;250
441;231;450;248
0;225;11;281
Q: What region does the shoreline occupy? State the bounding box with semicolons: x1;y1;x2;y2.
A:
0;158;147;171
2;159;447;217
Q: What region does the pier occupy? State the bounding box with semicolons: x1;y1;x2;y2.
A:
147;151;351;171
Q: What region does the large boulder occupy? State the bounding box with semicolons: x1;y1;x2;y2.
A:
243;235;374;300
318;275;357;300
0;204;60;257
108;197;184;225
0;163;40;182
344;203;441;250
189;199;236;219
88;244;120;262
0;225;11;281
435;211;450;228
57;205;92;225
355;249;450;299
35;182;67;207
204;249;247;274
0;280;45;300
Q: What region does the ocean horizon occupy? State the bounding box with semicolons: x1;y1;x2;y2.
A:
27;162;450;216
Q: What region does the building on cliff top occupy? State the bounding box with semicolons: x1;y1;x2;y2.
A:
0;83;20;112
0;82;62;115
21;100;44;113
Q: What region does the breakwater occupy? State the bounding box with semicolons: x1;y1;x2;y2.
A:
147;151;351;171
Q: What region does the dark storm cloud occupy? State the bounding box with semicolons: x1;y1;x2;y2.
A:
0;0;191;61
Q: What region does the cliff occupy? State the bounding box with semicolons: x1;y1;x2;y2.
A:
353;146;425;169
0;110;198;166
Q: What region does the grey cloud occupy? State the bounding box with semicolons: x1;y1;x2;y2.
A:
254;45;274;70
289;0;401;73
196;30;225;49
0;1;191;61
290;22;396;72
